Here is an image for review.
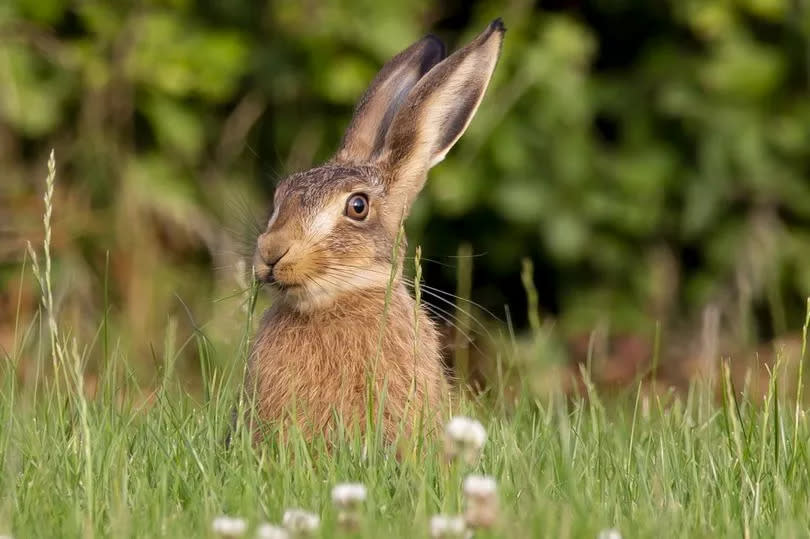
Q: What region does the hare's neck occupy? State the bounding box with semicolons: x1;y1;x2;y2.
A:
282;269;407;313
281;283;413;324
258;284;425;366
256;282;440;379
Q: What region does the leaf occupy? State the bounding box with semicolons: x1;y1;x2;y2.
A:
126;11;249;101
142;93;206;161
0;44;73;136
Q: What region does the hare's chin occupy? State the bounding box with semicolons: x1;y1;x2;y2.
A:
280;284;336;312
283;277;370;311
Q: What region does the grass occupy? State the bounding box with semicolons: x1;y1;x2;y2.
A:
3;155;810;539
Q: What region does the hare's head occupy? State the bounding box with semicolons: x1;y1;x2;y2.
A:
254;19;505;311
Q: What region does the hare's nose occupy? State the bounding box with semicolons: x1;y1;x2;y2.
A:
257;232;291;268
265;247;290;268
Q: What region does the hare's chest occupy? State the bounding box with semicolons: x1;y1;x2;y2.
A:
249;313;378;419
245;302;446;440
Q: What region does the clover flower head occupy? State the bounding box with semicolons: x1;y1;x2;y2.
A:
212;515;247;538
331;482;368;530
462;475;497;499
331;483;367;509
444;416;487;464
429;514;469;539
597;529;622;539
462;474;498;529
255;523;289;539
282;509;320;536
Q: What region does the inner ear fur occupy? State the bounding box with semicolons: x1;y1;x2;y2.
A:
380;18;505;212
335;35;446;163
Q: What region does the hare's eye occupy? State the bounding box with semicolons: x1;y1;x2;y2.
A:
345;193;369;221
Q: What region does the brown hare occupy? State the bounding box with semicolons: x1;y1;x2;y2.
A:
243;19;505;444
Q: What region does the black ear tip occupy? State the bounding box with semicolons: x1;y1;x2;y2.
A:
423;33;447;59
489;17;506;33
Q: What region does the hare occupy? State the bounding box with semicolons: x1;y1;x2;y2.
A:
243;19;505;444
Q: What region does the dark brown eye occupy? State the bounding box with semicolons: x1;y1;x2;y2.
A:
345;193;369;220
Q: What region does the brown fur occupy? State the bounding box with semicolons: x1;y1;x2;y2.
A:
247;283;447;442
242;19;505;445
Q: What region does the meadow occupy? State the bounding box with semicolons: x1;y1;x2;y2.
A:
2;155;810;539
4;3;810;536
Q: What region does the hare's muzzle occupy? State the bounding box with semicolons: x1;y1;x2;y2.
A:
254;230;298;286
252;250;275;285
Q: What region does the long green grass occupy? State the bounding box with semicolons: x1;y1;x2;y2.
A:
4;340;810;538
3;155;810;539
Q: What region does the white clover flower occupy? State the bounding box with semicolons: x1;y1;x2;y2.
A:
256;523;289;539
597;529;622;539
429;514;469;539
462;474;498;529
332;482;367;530
444;416;487;464
462;475;497;498
331;483;367;509
282;509;320;535
212;515;248;537
446;417;487;447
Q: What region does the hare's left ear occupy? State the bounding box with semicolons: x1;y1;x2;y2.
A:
335;34;446;163
379;19;505;211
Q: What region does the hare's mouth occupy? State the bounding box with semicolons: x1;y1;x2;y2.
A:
254;264;300;290
274;281;301;291
260;273;301;291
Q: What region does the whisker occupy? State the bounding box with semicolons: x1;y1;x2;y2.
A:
323;265;493;341
316;268;394;290
324;262;501;327
419;302;490;360
307;271;489;362
414;288;496;342
304;274;330;301
416;295;488;343
316;269;479;339
407;281;504;324
291;239;486;269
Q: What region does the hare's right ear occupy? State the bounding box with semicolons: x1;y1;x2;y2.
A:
378;19;505;214
335;35;445;163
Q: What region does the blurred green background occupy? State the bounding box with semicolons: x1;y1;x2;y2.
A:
3;0;810;386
